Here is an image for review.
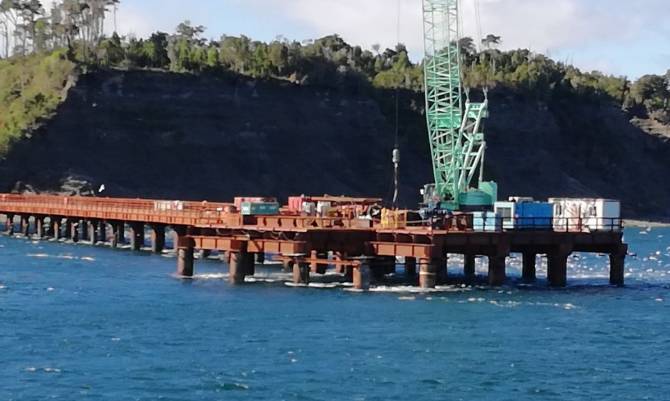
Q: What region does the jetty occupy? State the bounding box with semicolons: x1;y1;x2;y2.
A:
0;194;627;289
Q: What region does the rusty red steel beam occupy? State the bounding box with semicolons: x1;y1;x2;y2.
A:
188;235;308;254
370;241;436;258
273;255;363;268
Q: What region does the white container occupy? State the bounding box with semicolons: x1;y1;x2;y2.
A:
494;201;516;230
582;199;621;231
302;202;316;216
549;198;621;232
550;198;583;232
316;201;332;216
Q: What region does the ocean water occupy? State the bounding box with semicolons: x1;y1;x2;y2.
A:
1;228;669;401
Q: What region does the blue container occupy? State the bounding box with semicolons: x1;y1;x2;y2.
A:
516;202;553;230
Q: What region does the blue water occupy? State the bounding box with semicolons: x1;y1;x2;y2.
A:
1;228;669;400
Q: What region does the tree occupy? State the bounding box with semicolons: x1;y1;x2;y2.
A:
481;34;501;49
144;31;168;68
630;74;669;111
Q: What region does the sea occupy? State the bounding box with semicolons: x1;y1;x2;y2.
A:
1;227;669;401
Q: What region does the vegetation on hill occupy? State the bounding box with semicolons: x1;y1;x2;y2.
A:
0;50;75;155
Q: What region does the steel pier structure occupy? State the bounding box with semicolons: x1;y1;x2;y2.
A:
0;194;627;289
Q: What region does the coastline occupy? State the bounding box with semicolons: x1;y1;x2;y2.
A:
624;219;670;228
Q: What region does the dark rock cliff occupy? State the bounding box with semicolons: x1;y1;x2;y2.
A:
1;69;668;220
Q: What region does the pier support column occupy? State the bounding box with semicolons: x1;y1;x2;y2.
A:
150;225;166;254
609;244;628;287
21;216;30;237
78;220;88;242
5;214;14;235
353;261;371;290
35;217;44;238
293;261;310;285
88;221;97;244
405;257;417;281
419;258;438;289
522;252;537;282
52;218;61;240
71;221;79;242
110;222;121;248
488;256;507;287
64;220;73;241
547;245;572;288
229;251;247;284
333;252;345;274
129;222;144;251
96;221;108;244
464;254;476;281
255;252;265;265
177;248;194;277
44;218;54;238
117;222;126;245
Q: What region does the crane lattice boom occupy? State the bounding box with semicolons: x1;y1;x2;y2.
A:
422;0;494;210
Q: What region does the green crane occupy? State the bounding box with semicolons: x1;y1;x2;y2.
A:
422;0;497;211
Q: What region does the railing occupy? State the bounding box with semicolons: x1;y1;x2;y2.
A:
478;216;623;233
0;194;232;225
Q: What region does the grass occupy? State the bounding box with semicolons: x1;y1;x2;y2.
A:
0;50;77;156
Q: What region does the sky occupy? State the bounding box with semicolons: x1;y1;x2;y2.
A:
102;0;669;79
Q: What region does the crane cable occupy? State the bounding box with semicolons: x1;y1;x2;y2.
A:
391;0;402;209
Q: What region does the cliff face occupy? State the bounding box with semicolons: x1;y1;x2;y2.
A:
0;69;668;220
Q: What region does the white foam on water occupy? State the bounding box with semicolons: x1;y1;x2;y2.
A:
24;367;37;372
655;298;664;302
307;282;339;289
398;296;416;301
27;253;50;258
489;300;522;308
245;277;281;284
47;287;54;292
284;282;308;288
80;257;95;262
193;273;228;280
111;337;121;342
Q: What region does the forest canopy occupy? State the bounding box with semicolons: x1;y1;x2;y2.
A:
1;0;668;124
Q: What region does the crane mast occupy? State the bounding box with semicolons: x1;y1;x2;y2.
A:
422;0;496;211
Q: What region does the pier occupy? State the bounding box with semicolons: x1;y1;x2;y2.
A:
0;194;627;289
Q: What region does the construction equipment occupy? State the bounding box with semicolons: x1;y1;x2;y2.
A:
421;0;497;211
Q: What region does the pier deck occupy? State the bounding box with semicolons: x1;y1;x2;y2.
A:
0;194;627;289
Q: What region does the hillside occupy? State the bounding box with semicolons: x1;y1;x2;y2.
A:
0;68;669;220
